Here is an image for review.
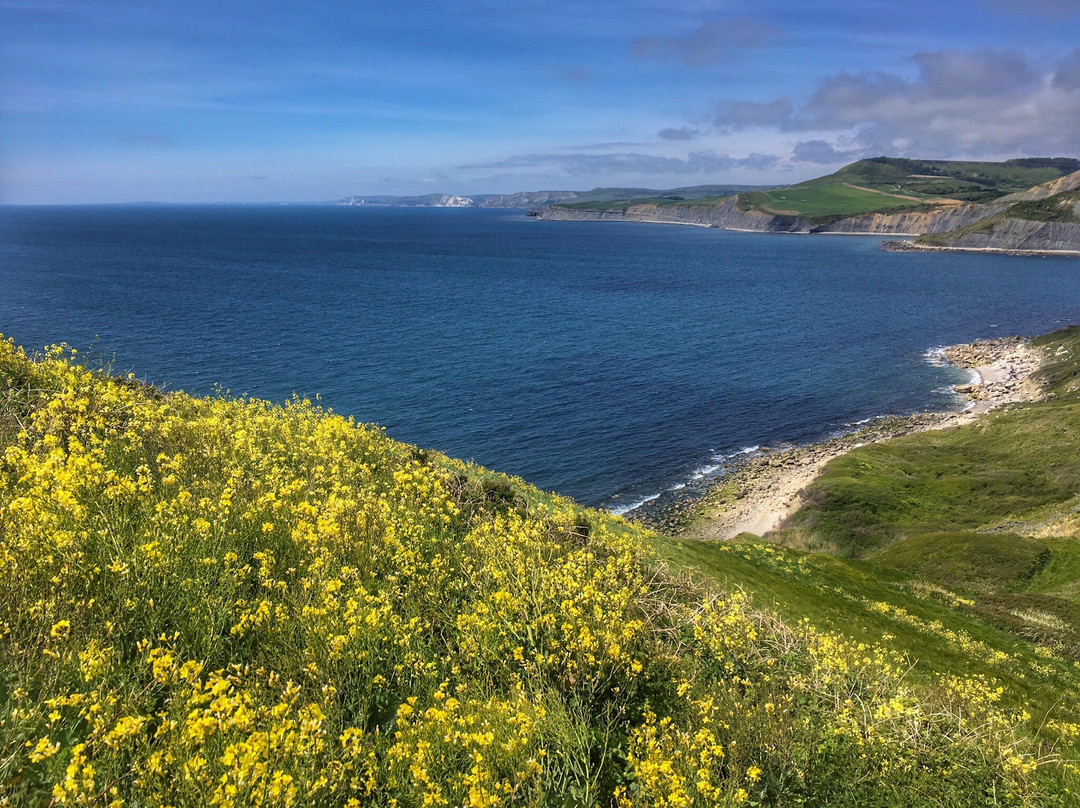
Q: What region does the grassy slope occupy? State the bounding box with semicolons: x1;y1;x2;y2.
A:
7;338;1074;806
738;158;1080;225
545;159;1080;228
660;328;1080;771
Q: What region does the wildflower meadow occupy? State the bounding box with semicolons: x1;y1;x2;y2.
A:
0;338;1069;806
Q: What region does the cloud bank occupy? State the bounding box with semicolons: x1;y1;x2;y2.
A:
461;150;778;177
711;49;1080;160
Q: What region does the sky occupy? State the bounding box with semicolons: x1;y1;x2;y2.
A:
3;0;1080;203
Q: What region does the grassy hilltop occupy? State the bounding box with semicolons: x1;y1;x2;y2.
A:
542;157;1080;240
736;157;1080;224
1;334;1079;806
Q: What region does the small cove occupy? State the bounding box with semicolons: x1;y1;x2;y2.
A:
2;204;1079;511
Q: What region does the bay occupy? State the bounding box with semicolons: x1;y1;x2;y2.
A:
2;205;1079;512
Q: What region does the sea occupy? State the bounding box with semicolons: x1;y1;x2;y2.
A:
2;205;1080;515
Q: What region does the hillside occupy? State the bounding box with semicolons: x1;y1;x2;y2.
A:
671;327;1080;786
770;327;1080;648
340;185;770;209
536;158;1080;251
912;182;1080;252
2;336;1075;806
737;157;1080;224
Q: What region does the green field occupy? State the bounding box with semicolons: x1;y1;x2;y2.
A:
546;157;1080;227
738;157;1080;225
738;181;934;221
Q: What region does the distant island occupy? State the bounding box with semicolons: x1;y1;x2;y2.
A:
341;157;1080;254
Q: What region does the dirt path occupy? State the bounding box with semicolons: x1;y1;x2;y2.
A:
842;183;960;205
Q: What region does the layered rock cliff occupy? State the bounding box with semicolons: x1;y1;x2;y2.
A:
811;203;1006;235
535;172;1080;254
535;197;1001;236
916;219;1080;253
533;197;807;231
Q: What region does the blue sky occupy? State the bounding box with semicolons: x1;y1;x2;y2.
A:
3;0;1080;202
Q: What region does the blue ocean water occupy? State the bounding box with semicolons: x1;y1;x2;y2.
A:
2;205;1080;513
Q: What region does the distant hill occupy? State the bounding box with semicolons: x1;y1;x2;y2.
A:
340;193;474;207
340;184;772;209
731;157;1080;225
536;157;1080;253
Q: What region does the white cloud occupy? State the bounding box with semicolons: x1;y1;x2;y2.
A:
711;49;1080;159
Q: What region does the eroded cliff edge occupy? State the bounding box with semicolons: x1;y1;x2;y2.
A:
532;163;1080;254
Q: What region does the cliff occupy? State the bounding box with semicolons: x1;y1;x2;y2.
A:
535;196;1003;236
908;219;1080;253
533;196;808;231
907;176;1080;253
534;161;1080;253
811;202;1006;235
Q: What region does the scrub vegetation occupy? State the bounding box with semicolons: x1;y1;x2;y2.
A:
2;335;1075;806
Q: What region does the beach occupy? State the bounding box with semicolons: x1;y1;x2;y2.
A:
671;335;1045;542
883;240;1080;258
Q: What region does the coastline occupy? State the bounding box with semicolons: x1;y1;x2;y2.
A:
883;240;1080;258
651;336;1044;541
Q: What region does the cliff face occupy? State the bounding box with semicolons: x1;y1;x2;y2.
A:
998;169;1080;203
812;203;1005;235
925;219;1080;252
536;197;1003;236
535;197;809;231
533;177;1080;254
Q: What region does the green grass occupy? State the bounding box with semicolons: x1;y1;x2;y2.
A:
741;157;1080;224
655;536;1080;735
738;182;936;224
652;325;1080;791
873;531;1050;592
11;338;1074;806
780;401;1080;553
